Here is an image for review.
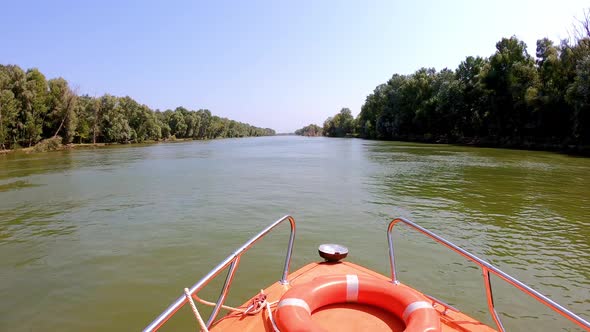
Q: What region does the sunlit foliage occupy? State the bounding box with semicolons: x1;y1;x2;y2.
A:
0;66;274;149
355;32;590;147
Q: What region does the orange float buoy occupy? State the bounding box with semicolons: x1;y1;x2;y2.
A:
275;274;441;332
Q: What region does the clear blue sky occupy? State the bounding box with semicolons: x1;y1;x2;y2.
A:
2;1;587;132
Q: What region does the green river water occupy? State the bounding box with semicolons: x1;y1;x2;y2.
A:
0;136;588;331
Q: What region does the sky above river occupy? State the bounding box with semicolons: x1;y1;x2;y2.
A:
2;0;588;132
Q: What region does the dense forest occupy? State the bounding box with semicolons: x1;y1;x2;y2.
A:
0;65;275;150
298;13;590;151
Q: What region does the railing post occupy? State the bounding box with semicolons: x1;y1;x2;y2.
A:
482;267;506;332
279;216;296;285
206;256;241;327
387;219;400;284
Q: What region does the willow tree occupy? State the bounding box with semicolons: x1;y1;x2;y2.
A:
23;68;49;146
323;108;355;137
481;37;539;137
0;74;18;149
455;56;489;137
47;78;78;143
566;54;590;143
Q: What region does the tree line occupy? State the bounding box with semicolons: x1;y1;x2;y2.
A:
0;65;275;150
297;12;590;151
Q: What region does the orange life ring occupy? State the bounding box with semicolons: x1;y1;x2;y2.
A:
275;274;441;332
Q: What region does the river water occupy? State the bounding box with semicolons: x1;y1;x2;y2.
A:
0;136;588;331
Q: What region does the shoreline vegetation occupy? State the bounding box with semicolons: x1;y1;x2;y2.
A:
0;66;275;153
0;136;222;155
296;11;590;155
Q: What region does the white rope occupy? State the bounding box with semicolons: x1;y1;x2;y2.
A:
184;288;209;332
194;290;270;315
184;287;280;331
193;294;249;313
266;301;281;332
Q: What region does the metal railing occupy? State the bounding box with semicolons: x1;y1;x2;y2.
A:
143;215;296;332
387;217;590;331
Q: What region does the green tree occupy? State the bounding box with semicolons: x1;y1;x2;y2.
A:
426;69;463;139
456;56;489;137
100;95;131;143
0;68;18;149
377;74;409;138
323;108;355;137
119;96;141;139
23;68;49;146
90;97;104;143
532;38;572;139
295;124;323;136
168;109;187;137
196;109;211;138
103;107;133;143
139;107;162;141
75;95;94;143
566;54;590;143
481;37;539;137
185;111;201;139
47;78;78;143
155;111;171;139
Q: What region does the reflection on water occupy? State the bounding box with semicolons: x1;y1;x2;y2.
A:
0;137;588;331
0;180;44;192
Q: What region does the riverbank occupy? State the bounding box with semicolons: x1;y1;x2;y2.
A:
1;143;105;155
0;138;193;155
368;135;590;156
299;133;590;156
3;135;587;157
0;136;276;156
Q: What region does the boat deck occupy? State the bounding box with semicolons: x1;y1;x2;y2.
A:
210;261;496;332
